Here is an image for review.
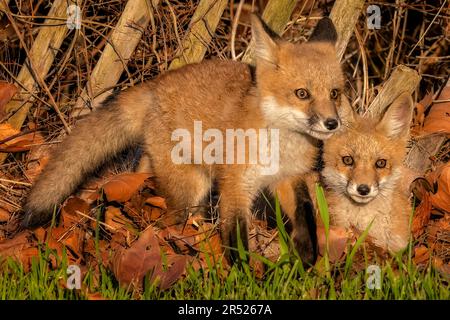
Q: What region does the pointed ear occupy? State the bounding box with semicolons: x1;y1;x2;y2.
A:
377;93;414;139
309;17;338;44
338;95;356;126
251;14;279;66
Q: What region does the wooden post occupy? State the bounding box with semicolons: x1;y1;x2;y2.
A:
330;0;365;61
168;0;228;70
0;0;10;19
366;65;421;118
3;0;78;130
73;0;159;116
241;0;297;65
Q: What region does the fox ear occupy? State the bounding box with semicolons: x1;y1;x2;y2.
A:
309;17;338;44
377;93;413;139
251;14;279;66
338;95;356;126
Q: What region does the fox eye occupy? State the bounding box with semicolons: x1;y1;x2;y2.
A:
375;159;387;168
342;156;354;166
295;88;310;100
330;89;339;100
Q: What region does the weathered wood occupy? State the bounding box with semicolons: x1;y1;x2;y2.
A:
0;0;9;18
3;0;75;130
0;0;75;164
366;65;421;117
330;0;365;61
406;79;449;173
73;0;159;116
406;134;447;173
169;0;228;70
241;0;297;65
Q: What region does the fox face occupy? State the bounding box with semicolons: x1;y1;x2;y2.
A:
252;16;345;140
322;93;413;204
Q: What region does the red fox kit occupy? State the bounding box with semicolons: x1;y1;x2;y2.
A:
319;93;414;252
22;16;346;262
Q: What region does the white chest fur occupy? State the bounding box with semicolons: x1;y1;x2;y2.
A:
330;193;398;249
245;128;315;191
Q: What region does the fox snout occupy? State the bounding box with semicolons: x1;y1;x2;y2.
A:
346;181;379;204
307;98;343;138
308;109;341;138
312;115;340;132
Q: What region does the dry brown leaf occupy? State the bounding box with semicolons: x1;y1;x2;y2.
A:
0;207;10;222
86;292;107;300
145;196;167;210
61;197;89;228
33;227;47;243
422;86;450;135
413;245;430;264
317;225;349;262
427;164;450;213
411;194;433;238
158;254;187;290
102;172;152;203
0;123;18;141
0;123;45;152
112;227;162;287
112;227;186;289
411;92;433;135
104;206;136;234
25;156;49;182
422;105;450;135
0;82;17;118
0;231;38;270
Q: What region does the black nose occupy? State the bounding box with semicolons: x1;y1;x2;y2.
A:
357;184;370;196
324;118;339;131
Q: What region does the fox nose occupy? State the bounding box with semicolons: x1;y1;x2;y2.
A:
324;118;339;131
357;184;370;196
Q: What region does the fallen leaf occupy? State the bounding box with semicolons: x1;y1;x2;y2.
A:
102;173;152;203
61;197;89;228
112;227;162;287
0;207;10;222
0;82;17;118
422;86;450;135
422;105;450;135
34;227;47;243
0;123;45;152
104;206;136;235
145;196;167;210
317;225;349;262
158;254;187;290
413;245;430;264
112;227;186;289
411;92;433;135
86;292;107;300
411;193;432;238
426;163;450;213
0;231;38;270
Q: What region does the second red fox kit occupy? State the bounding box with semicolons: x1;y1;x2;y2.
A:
22;15;347;262
319;93;413;252
269;93;414;254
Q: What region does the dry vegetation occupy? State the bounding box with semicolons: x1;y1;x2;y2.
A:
0;0;448;293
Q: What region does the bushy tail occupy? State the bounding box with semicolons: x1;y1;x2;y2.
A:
22;95;145;228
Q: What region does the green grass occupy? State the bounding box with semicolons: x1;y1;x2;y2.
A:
0;187;448;300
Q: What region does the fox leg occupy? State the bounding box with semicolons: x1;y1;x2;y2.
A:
160;166;211;214
217;174;256;263
271;177;318;266
147;154;211;220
